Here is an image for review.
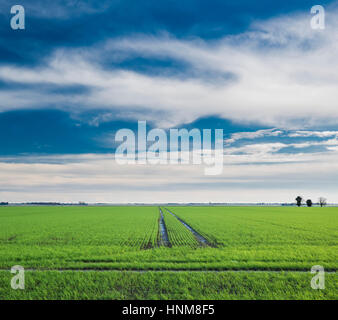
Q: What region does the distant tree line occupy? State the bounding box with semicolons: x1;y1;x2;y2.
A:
295;196;327;207
0;202;87;206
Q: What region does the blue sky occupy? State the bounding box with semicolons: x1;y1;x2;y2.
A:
1;0;338;203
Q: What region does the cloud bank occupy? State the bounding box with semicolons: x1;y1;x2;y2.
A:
2;128;338;202
0;7;338;128
1;3;338;202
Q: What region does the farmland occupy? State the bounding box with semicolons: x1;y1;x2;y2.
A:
0;205;337;299
161;208;200;248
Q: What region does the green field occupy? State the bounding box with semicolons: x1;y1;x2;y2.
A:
0;206;337;300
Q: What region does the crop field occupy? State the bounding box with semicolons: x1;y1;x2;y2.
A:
160;208;200;248
166;206;338;271
0;205;337;300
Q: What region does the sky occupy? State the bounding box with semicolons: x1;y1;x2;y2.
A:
1;0;338;203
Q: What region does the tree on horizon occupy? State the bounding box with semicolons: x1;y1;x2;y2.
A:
295;196;303;207
319;197;327;207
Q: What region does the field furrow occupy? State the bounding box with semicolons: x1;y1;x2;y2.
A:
161;207;200;248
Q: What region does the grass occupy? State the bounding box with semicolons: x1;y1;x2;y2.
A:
0;270;336;300
161;208;199;248
0;206;159;248
168;206;338;271
0;205;337;299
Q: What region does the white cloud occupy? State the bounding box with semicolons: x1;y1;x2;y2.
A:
225;128;283;144
288;131;338;138
2;131;338;203
1;153;338;203
1;8;338;127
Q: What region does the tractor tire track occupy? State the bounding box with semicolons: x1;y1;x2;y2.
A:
0;268;335;273
164;208;215;247
158;208;171;247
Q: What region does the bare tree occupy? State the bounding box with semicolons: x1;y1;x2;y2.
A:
306;199;313;207
319;197;327;207
295;196;303;207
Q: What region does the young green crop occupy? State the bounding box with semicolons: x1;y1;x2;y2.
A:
0;270;337;300
0;206;337;275
160;208;199;248
0;205;337;300
167;206;338;271
0;206;160;269
0;206;158;248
